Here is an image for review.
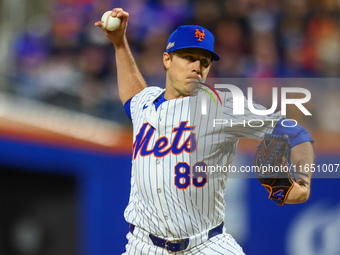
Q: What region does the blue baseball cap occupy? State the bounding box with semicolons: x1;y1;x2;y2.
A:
166;25;220;61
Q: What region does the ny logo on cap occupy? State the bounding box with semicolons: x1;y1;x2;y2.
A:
195;29;205;42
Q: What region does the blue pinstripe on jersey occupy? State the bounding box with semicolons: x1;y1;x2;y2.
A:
123;86;282;254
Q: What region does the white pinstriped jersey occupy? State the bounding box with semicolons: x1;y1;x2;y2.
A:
124;86;281;240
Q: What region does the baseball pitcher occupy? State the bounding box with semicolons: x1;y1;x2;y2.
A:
95;8;314;255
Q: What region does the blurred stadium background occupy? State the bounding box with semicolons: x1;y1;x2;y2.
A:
0;0;339;255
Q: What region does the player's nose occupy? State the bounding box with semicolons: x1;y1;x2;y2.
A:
192;60;202;75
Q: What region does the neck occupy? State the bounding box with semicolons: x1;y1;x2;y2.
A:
164;90;187;100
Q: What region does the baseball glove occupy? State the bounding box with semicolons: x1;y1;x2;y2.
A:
253;134;294;206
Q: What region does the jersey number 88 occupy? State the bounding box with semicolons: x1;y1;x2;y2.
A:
174;162;207;189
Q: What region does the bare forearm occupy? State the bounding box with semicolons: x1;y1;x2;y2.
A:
286;141;314;204
95;8;147;105
115;38;147;105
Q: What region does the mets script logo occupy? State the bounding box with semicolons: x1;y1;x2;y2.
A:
198;83;222;106
133;121;197;159
195;29;205;41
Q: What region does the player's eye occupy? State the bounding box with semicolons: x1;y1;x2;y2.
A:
201;59;208;67
201;59;210;68
185;55;196;62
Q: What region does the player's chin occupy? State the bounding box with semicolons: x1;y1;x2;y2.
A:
188;80;201;95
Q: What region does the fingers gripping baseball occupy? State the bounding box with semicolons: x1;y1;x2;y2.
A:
94;8;129;47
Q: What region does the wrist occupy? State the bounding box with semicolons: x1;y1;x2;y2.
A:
113;36;128;50
285;183;310;204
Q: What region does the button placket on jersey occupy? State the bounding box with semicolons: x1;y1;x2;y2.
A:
155;104;171;222
155;103;165;193
155;157;169;222
159;105;166;136
155;138;163;195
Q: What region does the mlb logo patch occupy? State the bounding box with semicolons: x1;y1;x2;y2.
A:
166;42;175;50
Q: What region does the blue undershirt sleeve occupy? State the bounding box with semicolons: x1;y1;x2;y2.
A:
272;119;314;148
124;98;132;121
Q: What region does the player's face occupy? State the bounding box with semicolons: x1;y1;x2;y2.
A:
163;48;212;99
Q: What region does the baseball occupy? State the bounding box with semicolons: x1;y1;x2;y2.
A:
101;11;121;31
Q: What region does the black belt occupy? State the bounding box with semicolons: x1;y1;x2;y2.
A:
129;222;224;253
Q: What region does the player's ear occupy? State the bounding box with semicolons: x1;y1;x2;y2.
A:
163;52;171;70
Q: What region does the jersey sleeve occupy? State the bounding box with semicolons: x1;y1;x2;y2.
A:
124;98;132;121
272;119;314;147
124;87;164;122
